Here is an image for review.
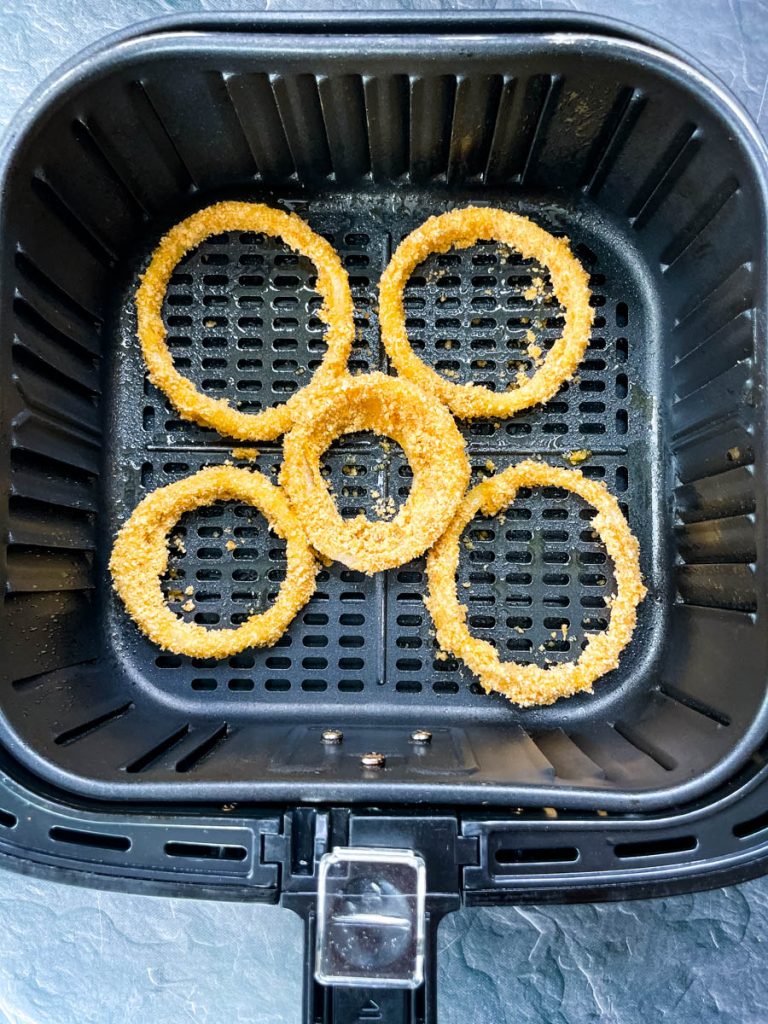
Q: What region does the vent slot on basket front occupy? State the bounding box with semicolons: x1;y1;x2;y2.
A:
49;826;131;852
495;845;579;866
613;835;697;859
164;840;247;861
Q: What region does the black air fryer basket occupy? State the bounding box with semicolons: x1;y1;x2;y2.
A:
1;12;767;1022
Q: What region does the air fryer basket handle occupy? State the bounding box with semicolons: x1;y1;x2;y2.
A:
300;907;445;1024
273;812;469;1021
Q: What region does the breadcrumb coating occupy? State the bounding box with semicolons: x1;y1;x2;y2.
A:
379;207;593;419
425;461;646;707
136;202;354;441
109;465;318;658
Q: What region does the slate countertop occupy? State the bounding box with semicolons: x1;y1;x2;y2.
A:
0;2;766;1022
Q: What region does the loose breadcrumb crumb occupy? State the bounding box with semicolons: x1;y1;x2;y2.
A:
565;449;591;466
231;447;260;462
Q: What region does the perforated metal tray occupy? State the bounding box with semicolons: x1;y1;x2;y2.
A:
110;194;652;717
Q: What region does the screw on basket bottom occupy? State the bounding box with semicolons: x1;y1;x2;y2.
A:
361;752;387;769
322;729;344;745
410;729;432;744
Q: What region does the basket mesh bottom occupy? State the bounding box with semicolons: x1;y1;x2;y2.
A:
108;193;650;714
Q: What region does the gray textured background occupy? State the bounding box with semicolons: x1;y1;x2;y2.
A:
0;1;766;1022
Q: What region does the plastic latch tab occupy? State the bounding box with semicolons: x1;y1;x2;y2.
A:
315;847;427;989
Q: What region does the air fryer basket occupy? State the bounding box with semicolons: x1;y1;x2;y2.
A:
1;14;768;1022
0;16;767;819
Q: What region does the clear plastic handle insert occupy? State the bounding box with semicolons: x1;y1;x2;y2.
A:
315;847;427;989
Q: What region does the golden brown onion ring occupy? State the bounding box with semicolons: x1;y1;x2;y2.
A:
425;460;646;706
136;201;354;441
280;372;471;574
379;207;593;419
109;465;318;658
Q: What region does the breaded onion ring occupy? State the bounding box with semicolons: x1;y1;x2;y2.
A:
425;461;646;707
281;372;471;574
136;201;354;441
379;207;594;419
109;465;317;658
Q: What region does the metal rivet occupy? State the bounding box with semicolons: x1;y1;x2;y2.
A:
321;729;343;745
410;729;432;744
361;751;386;769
